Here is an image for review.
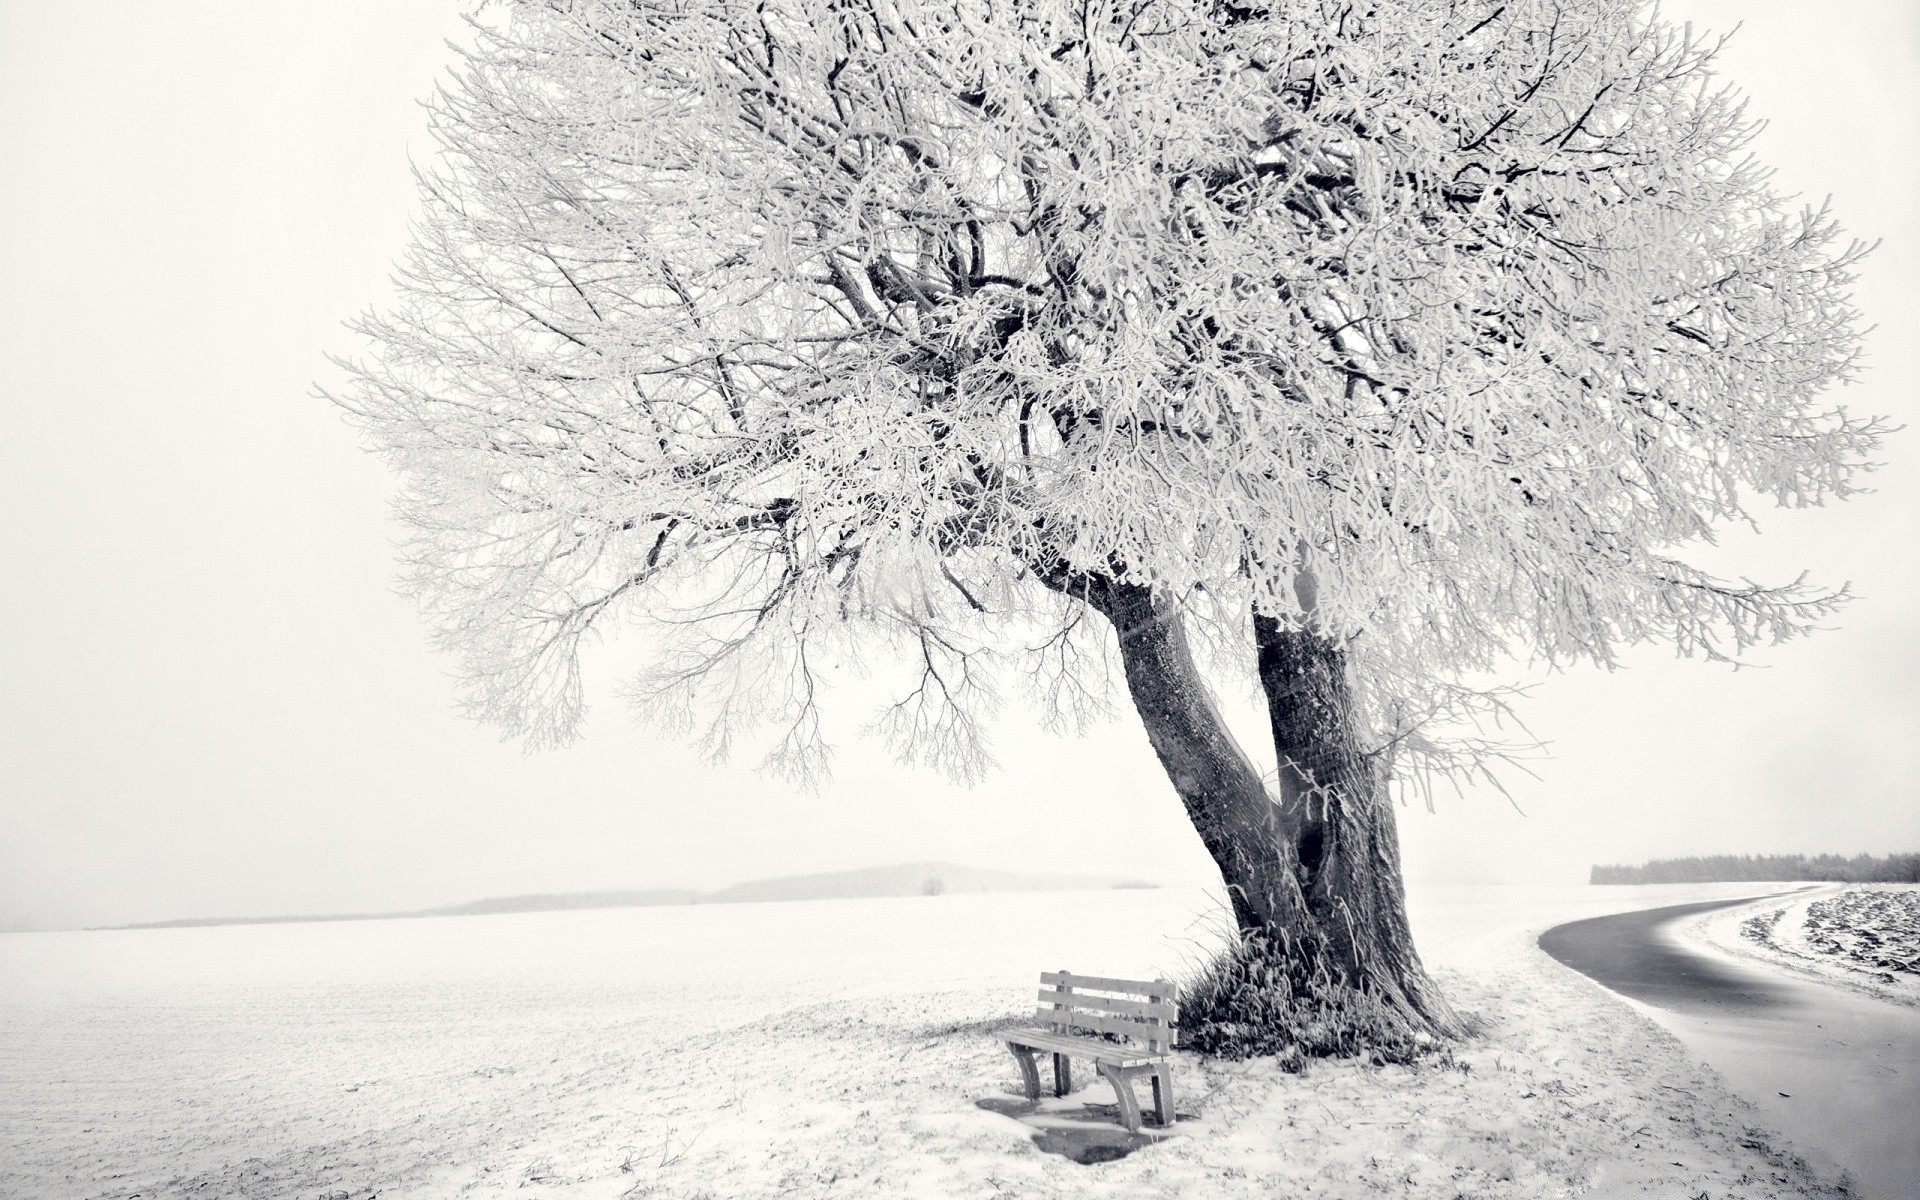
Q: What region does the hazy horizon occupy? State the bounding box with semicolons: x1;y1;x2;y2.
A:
76;861;1152;934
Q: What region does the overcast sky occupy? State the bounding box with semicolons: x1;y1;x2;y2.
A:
1;0;1915;932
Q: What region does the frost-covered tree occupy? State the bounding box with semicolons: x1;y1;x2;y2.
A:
335;0;1879;1052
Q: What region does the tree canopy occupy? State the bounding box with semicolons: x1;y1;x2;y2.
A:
336;0;1878;785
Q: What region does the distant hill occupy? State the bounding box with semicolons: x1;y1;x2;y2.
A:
430;889;698;915
111;887;698;930
113;911;392;930
98;864;1150;930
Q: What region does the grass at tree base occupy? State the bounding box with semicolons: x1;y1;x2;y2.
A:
1177;933;1456;1071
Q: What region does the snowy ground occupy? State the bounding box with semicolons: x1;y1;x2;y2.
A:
1688;883;1920;1009
0;884;1854;1199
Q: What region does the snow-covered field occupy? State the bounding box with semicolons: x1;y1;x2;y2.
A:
0;884;1852;1199
1689;883;1920;1008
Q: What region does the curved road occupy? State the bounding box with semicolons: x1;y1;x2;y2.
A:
1539;894;1791;1012
1540;894;1920;1199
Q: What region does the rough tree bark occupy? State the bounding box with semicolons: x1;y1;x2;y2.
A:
1250;609;1463;1036
1046;568;1463;1040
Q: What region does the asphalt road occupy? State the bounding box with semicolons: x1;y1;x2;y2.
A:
1540;892;1920;1199
1537;894;1794;1013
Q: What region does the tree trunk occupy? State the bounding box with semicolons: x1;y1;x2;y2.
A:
1068;575;1462;1041
1250;611;1462;1035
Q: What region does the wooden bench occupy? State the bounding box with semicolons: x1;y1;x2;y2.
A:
1002;970;1176;1133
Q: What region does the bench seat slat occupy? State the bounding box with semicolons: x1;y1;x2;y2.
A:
1036;988;1174;1022
1004;1027;1166;1067
1040;970;1170;997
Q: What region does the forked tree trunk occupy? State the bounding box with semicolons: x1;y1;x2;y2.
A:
1073;577;1462;1040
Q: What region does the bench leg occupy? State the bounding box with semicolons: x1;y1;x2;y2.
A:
1150;1065;1173;1127
1052;1052;1072;1097
1006;1043;1041;1101
1095;1062;1143;1133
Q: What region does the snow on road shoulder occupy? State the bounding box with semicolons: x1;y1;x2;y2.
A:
514;983;1839;1200
0;885;1852;1199
531;886;1850;1200
1685;884;1920;1009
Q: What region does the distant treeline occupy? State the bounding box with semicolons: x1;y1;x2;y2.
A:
1592;854;1920;885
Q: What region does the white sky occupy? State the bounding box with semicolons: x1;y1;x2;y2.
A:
1;1;1915;931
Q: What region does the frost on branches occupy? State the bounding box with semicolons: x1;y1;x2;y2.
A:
333;0;1879;1050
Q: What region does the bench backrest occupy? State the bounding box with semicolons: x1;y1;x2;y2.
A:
1036;970;1177;1054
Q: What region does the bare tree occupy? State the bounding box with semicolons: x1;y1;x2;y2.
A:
333;0;1879;1052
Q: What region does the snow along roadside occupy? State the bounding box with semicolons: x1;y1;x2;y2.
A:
564;887;1854;1199
378;888;1861;1199
0;885;1853;1200
1681;884;1920;1010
